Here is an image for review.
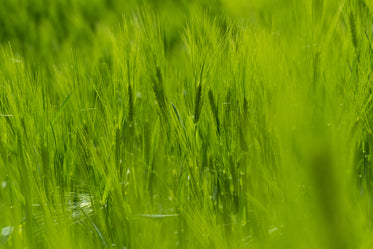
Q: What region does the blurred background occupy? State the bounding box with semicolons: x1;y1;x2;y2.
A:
0;0;313;63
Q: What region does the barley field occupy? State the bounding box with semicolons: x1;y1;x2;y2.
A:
1;0;373;248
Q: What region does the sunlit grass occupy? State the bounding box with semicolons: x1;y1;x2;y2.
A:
1;0;373;248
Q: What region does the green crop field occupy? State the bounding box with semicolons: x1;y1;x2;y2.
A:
1;0;373;248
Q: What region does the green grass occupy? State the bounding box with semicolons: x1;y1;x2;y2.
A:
1;0;373;248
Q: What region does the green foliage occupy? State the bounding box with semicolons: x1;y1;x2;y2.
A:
1;0;373;248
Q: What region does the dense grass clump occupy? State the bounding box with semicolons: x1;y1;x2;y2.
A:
1;0;373;248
